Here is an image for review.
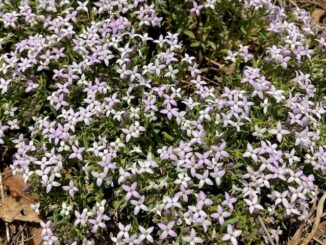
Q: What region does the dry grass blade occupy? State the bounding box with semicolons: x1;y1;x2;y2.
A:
302;193;326;245
9;223;26;245
258;215;276;245
290;193;326;245
311;9;326;24
289;193;320;245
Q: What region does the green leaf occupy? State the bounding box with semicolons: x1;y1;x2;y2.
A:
202;33;208;42
163;132;174;141
119;201;128;211
240;26;247;35
221;217;239;230
233;162;243;168
190;42;200;47
184;30;196;39
208;41;216;50
50;106;58;117
82;135;89;148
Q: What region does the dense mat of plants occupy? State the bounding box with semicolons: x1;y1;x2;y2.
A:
0;0;325;244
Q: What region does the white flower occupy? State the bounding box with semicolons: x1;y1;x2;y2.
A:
252;125;266;138
117;223;131;240
196;170;213;188
244;195;264;214
182;228;204;244
30;202;40;214
138;226;154;243
198;107;212;122
122;121;145;142
268;121;290;143
222;225;242;245
60;202;73;216
260;98;269;114
225;50;238;63
243;143;260;162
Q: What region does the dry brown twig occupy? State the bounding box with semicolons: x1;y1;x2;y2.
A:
289;192;326;245
258;215;276;245
302;192;326;245
22;229;42;243
9;223;26;245
19;223;24;245
202;76;219;86
283;0;299;8
289;193;319;245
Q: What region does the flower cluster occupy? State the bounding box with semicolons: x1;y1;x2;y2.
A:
0;0;325;244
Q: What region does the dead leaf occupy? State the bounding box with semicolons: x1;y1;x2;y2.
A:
3;170;38;202
4;172;26;196
0;236;7;245
207;60;236;74
311;9;325;24
27;225;42;245
0;170;40;223
311;0;326;11
312;221;326;244
0;195;40;223
220;63;236;74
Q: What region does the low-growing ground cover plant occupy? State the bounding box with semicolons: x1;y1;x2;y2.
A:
0;0;325;244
